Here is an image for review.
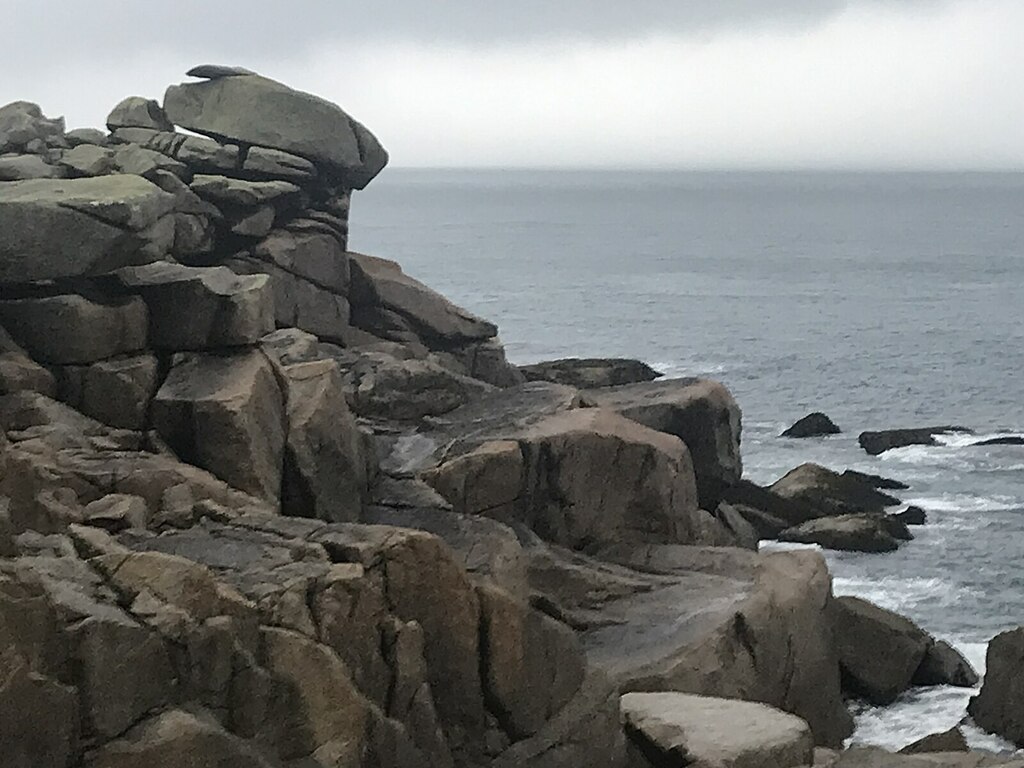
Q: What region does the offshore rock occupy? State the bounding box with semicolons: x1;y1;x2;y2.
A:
770;463;901;517
779;514;904;553
520;358;661;389
782;412;842;438
858;426;971;455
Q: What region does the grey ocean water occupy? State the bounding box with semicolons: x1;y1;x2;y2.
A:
353;169;1024;749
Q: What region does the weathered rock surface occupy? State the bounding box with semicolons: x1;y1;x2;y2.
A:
0;323;55;396
621;692;814;768
969;627;1024;746
164;70;388;186
117;262;274;350
782;411;842;438
582;378;742;508
519;358;661;389
859;426;971;455
54;353;159;430
106;96;174;132
151;350;285;501
0;175;174;283
0;293;148;365
831;596;931;704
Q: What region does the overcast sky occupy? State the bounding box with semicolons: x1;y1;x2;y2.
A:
2;0;1022;170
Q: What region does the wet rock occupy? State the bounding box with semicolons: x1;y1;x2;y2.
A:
858;426;971;455
914;640;979;687
582;378;742;508
770;463;901;516
621;692;814;768
898;726;969;754
969;627;1024;745
893;506;927;526
779;514;903;553
164;68;388;186
831;596;931;705
0;293;148;365
151;350;286;501
519;358;661;389
0;175;175;282
117;262;274;350
973;436;1024;446
782;411;842;438
106;96;174;132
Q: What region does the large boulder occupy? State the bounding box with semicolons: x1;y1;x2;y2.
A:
913;640;979;688
106;96;174;132
968;627;1024;745
519;358;661;389
422;407;707;553
0;175;175;283
54;353;159;430
0;293;148;365
581;378;742;508
858;426;971;455
620;692;814;768
782;412;841;438
830;597;931;705
151;350;286;501
769;463;901;517
117;262;274;350
163;68;388;187
0;324;55;397
778;514;904;553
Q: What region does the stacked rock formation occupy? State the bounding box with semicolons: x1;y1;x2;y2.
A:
0;66;993;768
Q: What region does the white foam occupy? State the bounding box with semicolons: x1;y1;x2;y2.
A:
934;431;1024;448
650;360;726;378
903;493;1020;513
832;575;981;615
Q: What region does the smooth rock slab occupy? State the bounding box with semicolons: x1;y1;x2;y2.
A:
0;175;174;282
620;692;814;768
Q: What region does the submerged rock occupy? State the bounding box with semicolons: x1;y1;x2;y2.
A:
781;411;841;438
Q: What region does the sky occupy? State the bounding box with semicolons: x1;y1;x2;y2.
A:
2;0;1023;170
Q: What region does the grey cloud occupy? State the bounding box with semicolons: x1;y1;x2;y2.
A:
3;1;944;64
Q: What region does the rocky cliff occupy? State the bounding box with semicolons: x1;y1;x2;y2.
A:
0;66;936;768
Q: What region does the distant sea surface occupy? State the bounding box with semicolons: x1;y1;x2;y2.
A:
354;169;1024;750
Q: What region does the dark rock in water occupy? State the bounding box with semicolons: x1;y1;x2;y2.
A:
969;627;1024;746
972;436;1024;446
779;514;903;553
898;726;969;754
841;469;910;491
770;463;901;517
913;640;979;688
858;426;972;455
519;358;661;389
781;412;841;438
720;479;820;530
830;596;932;705
892;506;927;526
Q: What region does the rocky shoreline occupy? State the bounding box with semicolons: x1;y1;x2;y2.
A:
2;67;1024;767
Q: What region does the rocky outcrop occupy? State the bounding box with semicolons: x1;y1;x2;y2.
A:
969;627;1024;746
770;463;901;517
782;412;841;438
914;640;979;688
519;358;661;389
621;692;814;768
893;506;927;526
858;426;971;455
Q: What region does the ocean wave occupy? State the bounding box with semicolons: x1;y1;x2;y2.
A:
832;575;982;614
650;360;727;378
934;431;1024;448
903;493;1021;514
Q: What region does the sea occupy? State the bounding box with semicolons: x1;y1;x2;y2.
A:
353;169;1024;751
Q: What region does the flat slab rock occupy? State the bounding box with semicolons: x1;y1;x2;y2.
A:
621;691;814;768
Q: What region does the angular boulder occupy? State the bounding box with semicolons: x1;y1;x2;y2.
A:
163;69;388;187
189;174;299;206
898;726;969;755
151;350;285;501
0;324;55;397
117;262;274;350
519;358;661;389
913;640;979;688
620;692;814;768
831;596;931;705
782;412;842;438
54;353;159;430
968;627;1024;746
581;378;742;508
106;96;174;132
